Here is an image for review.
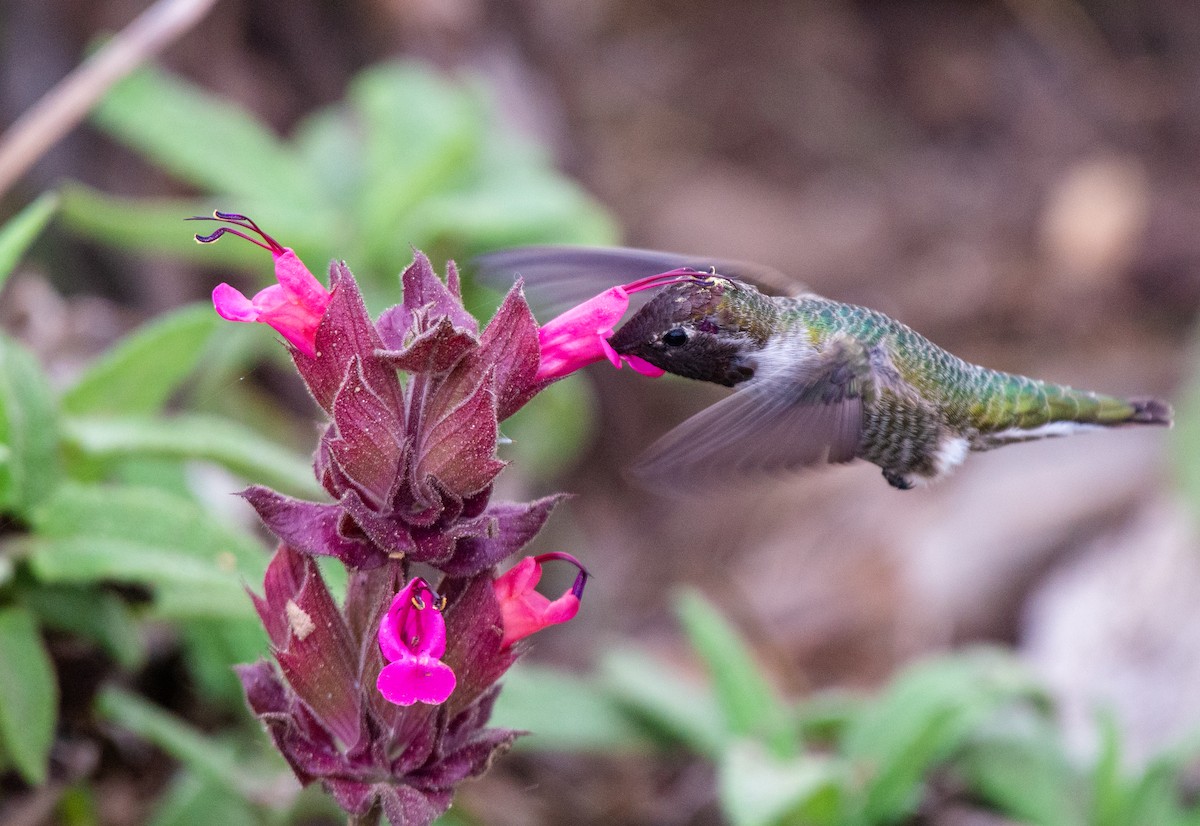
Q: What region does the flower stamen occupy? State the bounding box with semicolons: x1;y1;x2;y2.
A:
187;210;286;254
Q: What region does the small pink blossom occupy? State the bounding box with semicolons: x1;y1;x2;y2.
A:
494;553;589;647
192;212;331;358
376;578;456;706
535;269;703;381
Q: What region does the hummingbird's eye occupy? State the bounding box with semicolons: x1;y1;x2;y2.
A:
662;328;688;347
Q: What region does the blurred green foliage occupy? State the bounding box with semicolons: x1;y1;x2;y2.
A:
59;61;617;310
492;588;1200;826
0;292;309;788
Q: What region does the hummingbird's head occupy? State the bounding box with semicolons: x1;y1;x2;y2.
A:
609;276;775;387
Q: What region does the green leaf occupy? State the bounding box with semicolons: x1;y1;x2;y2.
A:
96;687;275;800
674;588;793;756
23;584;144;669
351;63;483;252
62;413;325;500
147;771;261;826
0;334;61;517
1092;712;1125;826
718;740;844;826
57;187;257;265
842;649;1044;823
93;67;314;203
0;192;58;290
956;712;1085;826
490;663;648;752
27;536;253;618
61;305;220;416
1123;740;1200;826
27;483;265;618
0;605;58;784
599;645;727;756
56;783;101;826
180;618;267;709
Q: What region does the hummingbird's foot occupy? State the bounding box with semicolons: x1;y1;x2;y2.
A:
882;469;914;490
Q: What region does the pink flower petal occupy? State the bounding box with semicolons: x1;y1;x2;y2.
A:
534;270;703;381
378;579;448;663
212;283;259;322
376;656;457;706
205;227;331;358
494;555;584;647
622;355;665;376
274;249;331;311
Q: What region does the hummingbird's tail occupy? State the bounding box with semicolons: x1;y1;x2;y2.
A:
968;374;1172;450
1126;396;1173;426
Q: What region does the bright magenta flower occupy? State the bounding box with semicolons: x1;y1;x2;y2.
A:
376;578;457;706
494;553;589;647
192;212;331;357
535;269;703;381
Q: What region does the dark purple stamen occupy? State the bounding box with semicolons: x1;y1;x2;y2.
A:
186;210;286;255
531;552;590;600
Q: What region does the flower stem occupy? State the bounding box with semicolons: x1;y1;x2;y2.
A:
347;806;381;826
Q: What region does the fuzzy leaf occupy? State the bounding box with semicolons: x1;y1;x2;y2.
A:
62;413;324;500
295;263;402;415
479;282;542;420
241;486;383;568
145;771;262;826
0;605;57;784
0;192;58;291
352;65;483;256
327;357;405;503
27;536;253;618
0;334;60;517
417;369;503;498
255;546;361;748
179;618;268;709
61;304;220;415
441;495;566;577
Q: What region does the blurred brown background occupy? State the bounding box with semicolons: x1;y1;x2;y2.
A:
4;0;1200;823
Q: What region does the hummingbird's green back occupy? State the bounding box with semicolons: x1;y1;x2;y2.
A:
786;297;1146;437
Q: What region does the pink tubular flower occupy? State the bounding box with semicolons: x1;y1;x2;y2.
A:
494;553;589;647
377;578;457;706
191;211;331;357
535;269;704;381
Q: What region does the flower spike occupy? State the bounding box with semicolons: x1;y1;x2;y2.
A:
535;268;706;381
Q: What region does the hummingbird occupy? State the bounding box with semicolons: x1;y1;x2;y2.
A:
478;247;1173;491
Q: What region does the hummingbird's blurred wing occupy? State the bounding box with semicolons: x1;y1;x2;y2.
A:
473;245;808;319
631;335;871;492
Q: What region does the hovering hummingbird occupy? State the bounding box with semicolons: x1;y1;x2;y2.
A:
478;247;1173;491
